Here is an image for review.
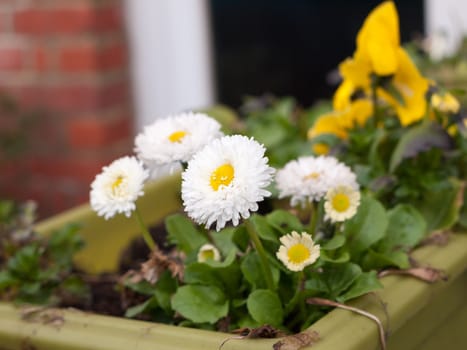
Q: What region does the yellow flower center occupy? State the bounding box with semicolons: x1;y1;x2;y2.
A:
168;130;188;143
200;250;215;261
111;176;124;194
312;143;329;155
210;164;234;191
304;172;320;180
332;193;351;212
287;243;310;264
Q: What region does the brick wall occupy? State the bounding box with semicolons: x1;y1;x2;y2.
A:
0;0;133;218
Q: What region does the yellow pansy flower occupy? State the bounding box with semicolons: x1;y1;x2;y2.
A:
307;99;373;154
377;48;429;126
431;92;460;114
355;0;400;76
337;1;429;126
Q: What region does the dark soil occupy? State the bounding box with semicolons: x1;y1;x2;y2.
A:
59;221;171;317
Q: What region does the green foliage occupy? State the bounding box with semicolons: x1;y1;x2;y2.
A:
0;201;88;306
171;285;229;324
247;289;284;327
238;96;324;167
343;195;388;255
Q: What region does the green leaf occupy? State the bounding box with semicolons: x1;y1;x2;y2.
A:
266;210;304;234
61;276;89;297
320;250;350;263
212;227;239;257
0;271;15;290
390;121;454;172
21;281;41;295
48;223;84;268
321;235;346;250
0;200;15;223
362;249;410;270
338;271;383;302
7;245;41;279
343;195;388;255
241;252;280;290
232;225;249;252
415;178;462;231
247;289;284;326
377;204;427;252
153;271;177;312
124;279;156;295
165;214;208;254
184;263;224;289
203;249;237;269
125;297;157;318
460;187;467;229
249;214;279;242
306;262;362;299
171;285;228;324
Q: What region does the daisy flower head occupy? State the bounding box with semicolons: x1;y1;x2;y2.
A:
324;185;361;223
134;112;223;177
181;135;275;231
197;243;221;263
90;156;149;220
275;156;359;207
276;231;320;272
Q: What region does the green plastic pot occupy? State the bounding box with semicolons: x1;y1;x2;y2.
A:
0;174;466;350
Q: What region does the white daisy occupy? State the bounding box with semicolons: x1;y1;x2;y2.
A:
134;112;223;177
276;231;320;272
182;135;275;231
324;185;361;222
275;156;359;207
90;156;149;220
197;243;221;263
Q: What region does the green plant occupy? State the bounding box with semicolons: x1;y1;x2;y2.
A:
0;199;88;305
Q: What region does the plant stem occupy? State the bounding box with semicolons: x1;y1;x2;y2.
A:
285;271;305;316
244;219;275;291
371;74;379;128
134;206;157;252
308;200;323;235
200;226;215;244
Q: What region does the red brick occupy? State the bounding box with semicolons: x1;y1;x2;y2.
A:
14;81;129;111
13;9;50;34
60;42;127;72
33;46;48;71
100;43;126;69
0;48;22;70
95;6;123;31
68;115;131;148
14;5;123;35
59;43;99;71
27;157;113;183
53;7;95;33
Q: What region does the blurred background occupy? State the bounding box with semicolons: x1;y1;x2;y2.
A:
1;0;466;219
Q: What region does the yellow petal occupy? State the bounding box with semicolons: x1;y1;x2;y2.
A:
339;57;372;89
333;79;356;111
379;48;429;126
348;99;374;127
307;113;347;140
356;1;400;75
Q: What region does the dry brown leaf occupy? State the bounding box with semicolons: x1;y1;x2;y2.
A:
273;330;320;350
122;249;185;285
219;325;283;350
419;231;451;247
20;306;65;328
378;266;448;283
